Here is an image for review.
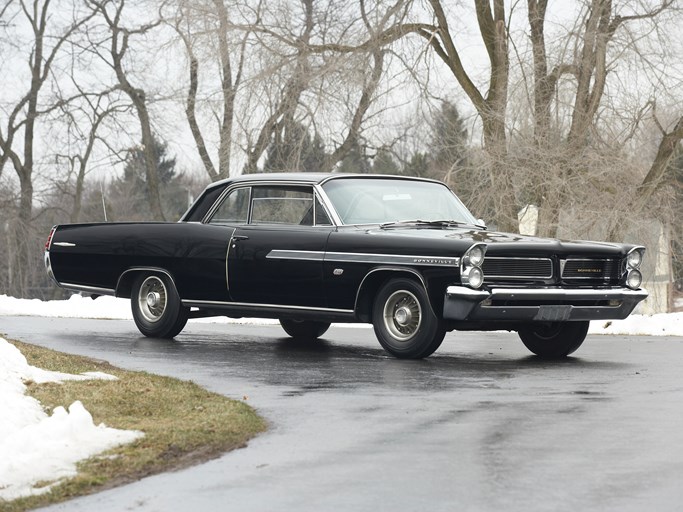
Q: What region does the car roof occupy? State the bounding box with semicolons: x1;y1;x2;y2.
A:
205;172;439;191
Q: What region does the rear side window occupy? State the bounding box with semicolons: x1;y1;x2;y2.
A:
184;185;225;222
209;187;250;224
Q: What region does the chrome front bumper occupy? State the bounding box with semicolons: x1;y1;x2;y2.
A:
443;286;649;322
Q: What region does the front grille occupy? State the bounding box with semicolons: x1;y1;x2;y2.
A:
562;259;621;283
483;257;553;280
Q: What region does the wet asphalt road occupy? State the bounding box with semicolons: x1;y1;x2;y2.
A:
2;316;683;512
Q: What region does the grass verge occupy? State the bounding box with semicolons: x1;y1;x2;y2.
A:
2;338;266;512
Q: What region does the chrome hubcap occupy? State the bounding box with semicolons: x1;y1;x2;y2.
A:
395;306;412;326
147;292;161;308
138;276;167;323
383;290;422;342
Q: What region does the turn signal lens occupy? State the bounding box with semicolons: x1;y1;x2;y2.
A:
626;269;642;290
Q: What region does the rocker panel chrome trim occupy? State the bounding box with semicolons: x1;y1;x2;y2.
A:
181;299;354;315
59;283;116;296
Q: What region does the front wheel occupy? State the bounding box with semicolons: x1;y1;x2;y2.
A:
131;273;189;338
279;319;330;339
518;321;589;359
372;278;445;359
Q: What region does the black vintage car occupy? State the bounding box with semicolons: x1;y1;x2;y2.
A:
45;173;647;359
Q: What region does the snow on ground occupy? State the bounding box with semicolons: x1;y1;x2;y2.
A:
0;294;278;324
1;293;683;336
0;337;143;501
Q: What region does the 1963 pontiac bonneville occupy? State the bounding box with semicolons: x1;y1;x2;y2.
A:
45;173;647;359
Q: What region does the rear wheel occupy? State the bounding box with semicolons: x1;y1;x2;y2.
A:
131;273;188;338
279;319;330;339
518;321;589;359
372;278;445;359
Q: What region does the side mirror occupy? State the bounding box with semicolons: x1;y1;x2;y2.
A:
476;219;487;229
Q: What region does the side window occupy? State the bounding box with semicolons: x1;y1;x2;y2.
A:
251;186;314;225
209;187;250;224
315;196;332;226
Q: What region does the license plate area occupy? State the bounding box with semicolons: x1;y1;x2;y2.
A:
534;305;572;322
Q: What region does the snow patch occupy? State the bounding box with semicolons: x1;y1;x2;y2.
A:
0;337;143;501
589;312;683;337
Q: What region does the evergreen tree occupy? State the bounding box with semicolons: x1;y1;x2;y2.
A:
123;135;177;187
372;148;400;175
429;101;468;180
403;151;430;177
109;135;189;220
303;133;327;172
338;141;370;173
263;120;327;172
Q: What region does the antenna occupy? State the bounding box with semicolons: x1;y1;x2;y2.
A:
100;181;108;222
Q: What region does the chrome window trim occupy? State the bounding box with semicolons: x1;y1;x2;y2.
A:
483;256;553;279
204;181;339;226
313;190;334;226
313;184;342;226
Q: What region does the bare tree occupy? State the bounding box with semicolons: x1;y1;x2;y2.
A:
0;0;94;296
52;87;128;222
172;0;252;181
524;0;680;236
85;0;166;219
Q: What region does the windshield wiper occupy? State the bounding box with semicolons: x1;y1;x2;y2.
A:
379;219;470;229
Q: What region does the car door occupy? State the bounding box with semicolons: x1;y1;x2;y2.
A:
227;185;334;307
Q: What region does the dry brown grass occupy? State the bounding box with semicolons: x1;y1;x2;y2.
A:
1;339;266;512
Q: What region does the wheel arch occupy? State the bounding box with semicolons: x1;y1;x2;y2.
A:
115;267;179;299
354;267;437;322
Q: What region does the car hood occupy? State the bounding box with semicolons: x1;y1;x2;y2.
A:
354;225;631;258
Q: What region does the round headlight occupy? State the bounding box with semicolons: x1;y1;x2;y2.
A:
466;266;484;289
626;269;642;290
468;245;485;267
627;250;642;269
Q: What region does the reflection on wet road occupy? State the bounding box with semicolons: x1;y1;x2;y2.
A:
3;316;683;512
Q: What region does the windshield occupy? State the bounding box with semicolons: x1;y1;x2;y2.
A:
322;177;478;226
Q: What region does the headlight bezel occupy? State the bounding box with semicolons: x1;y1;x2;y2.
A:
626;247;644;270
623;246;645;290
626;269;643;289
461;243;487;289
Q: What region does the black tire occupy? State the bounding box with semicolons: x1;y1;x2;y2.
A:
372;278;445;359
131;273;189;338
280;319;330;339
518;321;589;359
